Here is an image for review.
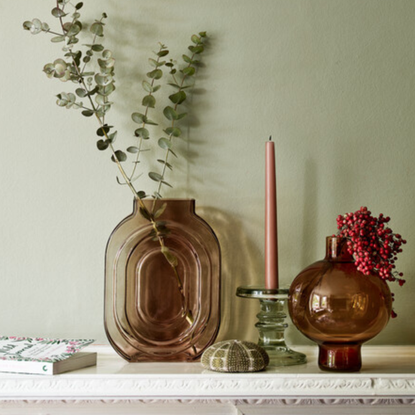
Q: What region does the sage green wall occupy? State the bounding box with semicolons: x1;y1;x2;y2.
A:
0;0;414;346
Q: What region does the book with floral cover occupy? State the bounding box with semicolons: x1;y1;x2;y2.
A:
0;337;96;375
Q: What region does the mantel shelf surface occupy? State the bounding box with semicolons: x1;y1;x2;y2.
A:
0;345;413;402
0;345;415;415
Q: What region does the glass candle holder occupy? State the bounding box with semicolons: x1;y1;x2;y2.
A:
236;286;307;366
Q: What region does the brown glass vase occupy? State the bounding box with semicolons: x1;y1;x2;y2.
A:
288;236;392;372
104;199;221;362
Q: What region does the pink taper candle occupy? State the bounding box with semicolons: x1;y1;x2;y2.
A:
265;137;279;289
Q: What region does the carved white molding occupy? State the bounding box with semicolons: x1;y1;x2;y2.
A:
0;346;413;403
1;376;415;400
0;398;414;405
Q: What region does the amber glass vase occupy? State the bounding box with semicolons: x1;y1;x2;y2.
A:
288;236;392;372
104;199;221;362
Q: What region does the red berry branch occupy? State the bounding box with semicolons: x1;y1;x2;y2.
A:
335;206;406;318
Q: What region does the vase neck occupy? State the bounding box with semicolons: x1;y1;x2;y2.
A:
133;198;196;217
325;236;354;262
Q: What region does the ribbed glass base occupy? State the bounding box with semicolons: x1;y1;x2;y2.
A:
236;286;307;367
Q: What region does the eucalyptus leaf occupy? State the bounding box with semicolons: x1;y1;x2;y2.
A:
95;73;113;86
134;127;150;139
67;36;80;45
24;19;44;35
91;44;104;52
75;2;83;10
142;82;160;93
182;67;195;76
111;150;127;163
90;21;104;36
168;82;192;90
96;125;111;137
56;97;67;107
136;191;147;199
177;112;187;120
51;7;66;17
51;35;65;43
164;127;182;137
99;83;115;96
163;106;178;121
82;109;94;117
158;137;171;150
145;118;158;126
161;180;173;188
131;112;146;124
139;207;152;221
23;21;33;31
107;131;117;143
75;88;88;98
167;82;181;90
149;172;163;182
66;21;82;36
161;247;178;267
96;139;109;150
147;69;162;80
99;65;114;75
154;202;167;219
161;247;179;267
127;146;139;153
156;50;169;57
142;80;153;93
148;58;159;68
102;49;113;59
169;91;186;105
157;159;173;170
95;94;108;105
98;58;112;69
142;94;156;108
191;34;200;44
188;45;204;54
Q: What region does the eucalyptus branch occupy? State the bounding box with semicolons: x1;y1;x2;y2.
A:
149;32;207;210
129;43;169;184
23;4;206;329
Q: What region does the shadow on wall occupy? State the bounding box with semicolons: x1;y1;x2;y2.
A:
300;159;319;268
197;206;263;343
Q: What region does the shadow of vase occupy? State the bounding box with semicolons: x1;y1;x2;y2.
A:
196;205;263;343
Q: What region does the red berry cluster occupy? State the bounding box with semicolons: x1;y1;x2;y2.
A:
336;207;406;317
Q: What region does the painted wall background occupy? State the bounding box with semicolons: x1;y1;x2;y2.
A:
0;0;414;346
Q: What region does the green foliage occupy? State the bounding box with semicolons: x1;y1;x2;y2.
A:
23;3;207;219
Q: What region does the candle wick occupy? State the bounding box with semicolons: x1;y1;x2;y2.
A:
269;135;272;141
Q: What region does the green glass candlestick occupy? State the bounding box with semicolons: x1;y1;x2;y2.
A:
236;286;307;366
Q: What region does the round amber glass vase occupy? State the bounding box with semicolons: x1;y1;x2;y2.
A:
288;236;392;372
104;199;221;362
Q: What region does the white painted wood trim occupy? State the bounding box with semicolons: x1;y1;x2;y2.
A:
0;346;413;414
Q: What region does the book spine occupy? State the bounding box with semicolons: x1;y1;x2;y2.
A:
0;361;53;375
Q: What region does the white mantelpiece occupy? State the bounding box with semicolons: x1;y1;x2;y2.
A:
0;345;414;415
